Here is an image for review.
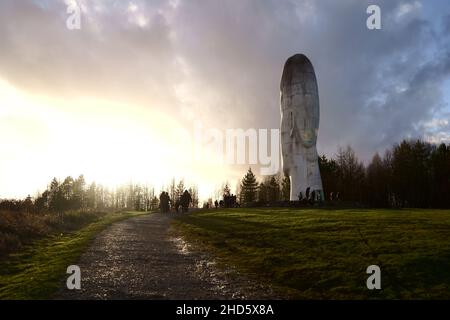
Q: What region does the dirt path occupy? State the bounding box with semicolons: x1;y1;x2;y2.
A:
56;213;282;300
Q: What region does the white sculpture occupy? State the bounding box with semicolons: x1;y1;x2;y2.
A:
280;54;324;201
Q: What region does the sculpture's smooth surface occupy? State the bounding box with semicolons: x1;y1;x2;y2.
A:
280;54;323;201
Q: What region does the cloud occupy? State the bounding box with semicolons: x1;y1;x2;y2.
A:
0;0;449;167
172;1;450;160
166;0;450;160
395;0;422;21
0;0;180;110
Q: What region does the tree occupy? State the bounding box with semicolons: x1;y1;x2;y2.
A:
267;176;280;202
175;180;185;203
86;182;97;209
96;184;106;210
150;196;159;210
189;186;199;208
23;195;33;213
222;182;231;199
258;182;267;203
48;178;63;213
336;146;365;202
72;175;86;209
34;190;49;212
391;140;432;208
318;155;338;200
429;143;450;208
235;179;242;204
366;152;389;207
240;167;258;204
169;178;177;207
142;185;153;211
61;176;74;210
134;184;143;211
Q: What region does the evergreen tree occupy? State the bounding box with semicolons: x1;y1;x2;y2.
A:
61;176;74;210
366;152;389;207
23;195;33;213
222;182;231;199
430;143;450;208
391;140;432;208
48;177;63;213
258;182;267;203
267;176;280;202
318;155;338;200
240;167;258;204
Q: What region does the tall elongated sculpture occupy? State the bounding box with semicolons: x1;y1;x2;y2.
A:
280;54;323;201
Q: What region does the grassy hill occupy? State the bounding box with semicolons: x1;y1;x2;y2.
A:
173;207;450;299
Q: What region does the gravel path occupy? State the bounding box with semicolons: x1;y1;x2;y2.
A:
56;212;283;300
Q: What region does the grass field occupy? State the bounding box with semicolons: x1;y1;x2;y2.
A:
173;207;450;299
0;211;146;299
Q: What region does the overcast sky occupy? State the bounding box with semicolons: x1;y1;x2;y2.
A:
0;0;449;198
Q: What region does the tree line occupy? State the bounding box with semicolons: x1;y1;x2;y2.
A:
236;139;450;208
2;139;448;212
320;140;450;208
0;176;199;214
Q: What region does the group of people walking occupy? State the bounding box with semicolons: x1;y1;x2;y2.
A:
159;190;192;213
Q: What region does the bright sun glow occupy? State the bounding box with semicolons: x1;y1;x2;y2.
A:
0;79;232;201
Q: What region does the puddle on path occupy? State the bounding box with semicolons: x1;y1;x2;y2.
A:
171;236;190;255
170;235;252;299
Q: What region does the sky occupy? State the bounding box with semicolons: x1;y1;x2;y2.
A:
0;0;449;200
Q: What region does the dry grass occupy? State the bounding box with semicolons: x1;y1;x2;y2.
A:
0;211;146;299
0;210;106;259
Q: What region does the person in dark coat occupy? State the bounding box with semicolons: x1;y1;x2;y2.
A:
159;192;170;213
180;190;192;213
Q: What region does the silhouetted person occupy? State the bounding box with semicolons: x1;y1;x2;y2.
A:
159;192;170;213
180;190;192;213
310;190;316;205
214;200;218;208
